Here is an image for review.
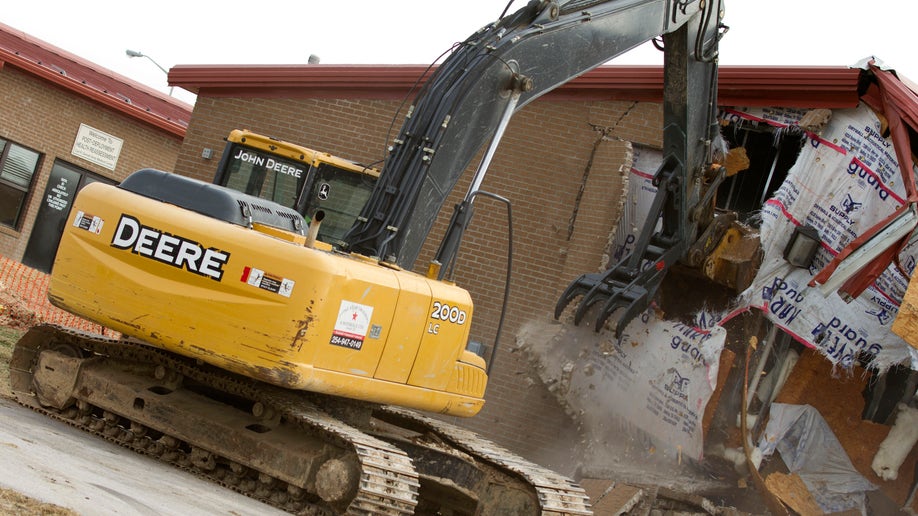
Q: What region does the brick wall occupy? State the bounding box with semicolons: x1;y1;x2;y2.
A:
0;67;183;260
175;94;663;470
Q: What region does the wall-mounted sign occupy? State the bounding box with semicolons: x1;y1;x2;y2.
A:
71;123;123;171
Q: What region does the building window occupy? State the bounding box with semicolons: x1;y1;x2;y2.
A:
716;122;805;221
0;138;41;229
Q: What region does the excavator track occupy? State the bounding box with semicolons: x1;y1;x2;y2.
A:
9;324;591;515
11;325;419;515
373;406;592;515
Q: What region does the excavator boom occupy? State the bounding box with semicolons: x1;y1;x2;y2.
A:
345;0;724;334
347;0;723;268
555;7;723;336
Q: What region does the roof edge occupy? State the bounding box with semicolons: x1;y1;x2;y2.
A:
169;64;862;108
0;21;190;138
1;51;188;138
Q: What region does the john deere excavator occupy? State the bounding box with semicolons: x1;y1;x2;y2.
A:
10;0;725;514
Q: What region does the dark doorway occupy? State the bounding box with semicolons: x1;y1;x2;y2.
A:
22;160;115;272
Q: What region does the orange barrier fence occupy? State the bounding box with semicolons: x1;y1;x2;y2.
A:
0;256;109;334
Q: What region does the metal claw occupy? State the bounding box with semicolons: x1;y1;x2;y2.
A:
595;285;648;338
554;272;602;319
573;285;613;326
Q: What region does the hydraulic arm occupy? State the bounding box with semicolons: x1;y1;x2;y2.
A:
345;0;725;334
557;1;725;336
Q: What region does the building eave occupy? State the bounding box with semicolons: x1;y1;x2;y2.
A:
0;22;191;139
169;64;861;109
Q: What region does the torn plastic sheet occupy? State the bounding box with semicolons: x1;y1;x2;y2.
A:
607;144;663;264
531;144;725;466
732;104;918;372
519;308;725;463
757;403;877;513
620;104;918;371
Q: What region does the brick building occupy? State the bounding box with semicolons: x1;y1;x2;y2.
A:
167;64;859;467
5;18;918;510
0;23;191;271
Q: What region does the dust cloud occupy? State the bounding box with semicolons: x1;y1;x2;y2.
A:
516;316;729;492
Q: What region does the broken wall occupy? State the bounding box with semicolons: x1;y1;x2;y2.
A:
734;103;918;371
522;97;918;476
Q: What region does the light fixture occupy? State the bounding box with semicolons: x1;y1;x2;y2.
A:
783;224;820;269
125;49;173;96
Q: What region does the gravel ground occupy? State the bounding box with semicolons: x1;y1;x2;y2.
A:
0;325;76;515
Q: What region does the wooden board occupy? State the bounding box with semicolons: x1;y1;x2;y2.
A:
774;349;918;505
765;472;823;516
893;268;918;349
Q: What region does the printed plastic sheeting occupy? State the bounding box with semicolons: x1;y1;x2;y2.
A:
520;308;725;463
534;99;917;464
757;403;876;513
608;144;663;263
733;104;918;371
528;145;724;461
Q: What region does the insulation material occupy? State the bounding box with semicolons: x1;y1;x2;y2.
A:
520;309;725;463
871;403;918;481
734;104;918;371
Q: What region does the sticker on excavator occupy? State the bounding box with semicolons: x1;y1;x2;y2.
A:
72;210;103;234
240;266;295;297
330;300;374;350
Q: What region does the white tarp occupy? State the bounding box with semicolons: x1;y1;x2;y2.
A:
608;145;663;263
521;308;725;463
758;403;876;513
522;145;725;463
733;104;918;371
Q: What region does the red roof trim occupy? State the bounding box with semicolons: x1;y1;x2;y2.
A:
0;23;191;139
169;64;861;108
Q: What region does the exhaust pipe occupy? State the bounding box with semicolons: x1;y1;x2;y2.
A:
305;210;325;248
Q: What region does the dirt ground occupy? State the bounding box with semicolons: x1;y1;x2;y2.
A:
0;486;76;516
1;282;81;514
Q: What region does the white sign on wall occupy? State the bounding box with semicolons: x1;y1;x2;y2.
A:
71;124;123;171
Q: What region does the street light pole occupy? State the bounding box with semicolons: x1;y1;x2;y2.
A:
125;49;173;96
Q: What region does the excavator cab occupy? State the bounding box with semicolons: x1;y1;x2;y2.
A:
214;130;379;245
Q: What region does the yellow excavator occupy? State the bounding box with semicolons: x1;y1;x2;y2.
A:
11;0;726;514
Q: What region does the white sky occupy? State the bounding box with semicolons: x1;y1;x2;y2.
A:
5;1;917;105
